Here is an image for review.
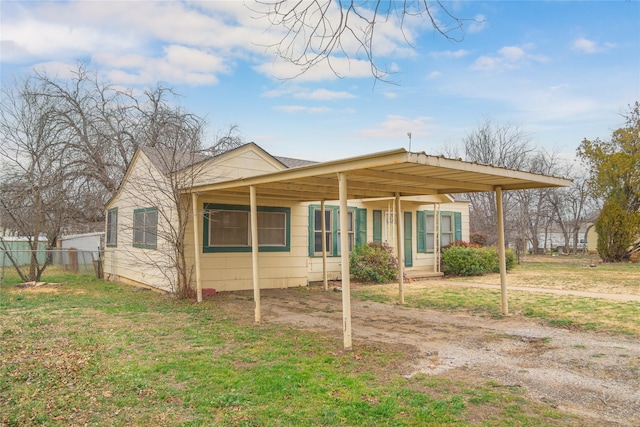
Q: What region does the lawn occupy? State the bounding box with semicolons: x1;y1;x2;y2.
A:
353;255;640;337
0;272;590;426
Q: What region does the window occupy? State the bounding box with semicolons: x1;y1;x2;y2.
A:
133;207;158;249
308;205;366;256
426;213;435;252
203;204;290;252
106;208;118;247
417;211;462;253
441;214;453;247
313;209;332;255
337;210;355;254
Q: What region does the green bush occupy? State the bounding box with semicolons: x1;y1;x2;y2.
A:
596;198;640;262
441;245;484;276
349;242;398;283
442;243;516;276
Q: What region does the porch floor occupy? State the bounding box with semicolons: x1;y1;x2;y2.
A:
404;269;444;280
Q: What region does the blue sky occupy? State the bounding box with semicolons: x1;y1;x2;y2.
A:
2;1;639;163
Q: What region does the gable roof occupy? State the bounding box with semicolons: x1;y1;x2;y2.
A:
139;146;212;175
105;143;316;208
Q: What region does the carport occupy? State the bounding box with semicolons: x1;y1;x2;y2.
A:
187;148;571;350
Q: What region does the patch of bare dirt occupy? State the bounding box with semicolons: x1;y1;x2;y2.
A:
14;282;65;293
218;286;640;427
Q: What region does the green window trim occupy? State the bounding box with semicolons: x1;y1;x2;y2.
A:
133;207;158;249
308;204;366;257
202;203;290;253
106;207;118;248
416;210;462;253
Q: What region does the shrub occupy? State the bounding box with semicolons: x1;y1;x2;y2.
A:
596;198;640;262
441;245;484;276
442;242;516;276
470;231;489;247
349;242;398;283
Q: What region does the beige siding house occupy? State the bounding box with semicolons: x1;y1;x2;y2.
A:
105;143;571;350
104;143;469;293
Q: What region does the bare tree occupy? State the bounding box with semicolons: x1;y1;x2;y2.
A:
252;0;469;80
0;77;70;281
513;151;560;254
462;119;536;246
1;64;242;289
115;89;245;298
549;172;593;254
32;64;138;218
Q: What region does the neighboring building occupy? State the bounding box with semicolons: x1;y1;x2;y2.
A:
58;232;104;253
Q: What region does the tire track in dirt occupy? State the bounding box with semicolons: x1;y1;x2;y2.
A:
224;288;640;426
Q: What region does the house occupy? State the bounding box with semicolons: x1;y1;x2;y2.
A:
103;143;468;293
104;143;571;349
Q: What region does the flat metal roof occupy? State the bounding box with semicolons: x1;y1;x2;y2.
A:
186;148;572;201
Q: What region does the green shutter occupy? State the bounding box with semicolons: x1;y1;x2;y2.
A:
372;210;382;243
308;205;316;256
356;208;367;246
417;211;426;253
454;212;462;242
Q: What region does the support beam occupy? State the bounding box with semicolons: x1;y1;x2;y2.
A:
436;203;441;273
250;186;261;323
321;200;328;291
338;173;352;351
496;186;509;315
191;192;203;303
395;193;405;304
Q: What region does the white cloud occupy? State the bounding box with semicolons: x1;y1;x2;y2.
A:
430;49;470;59
254;56;374;82
466;14;487;34
571;37;616;54
274;105;331;114
91;45;227;85
358;115;436;139
471;45;549;72
383;92;398;99
294;89;356;100
0;1;275;85
427;71;442;79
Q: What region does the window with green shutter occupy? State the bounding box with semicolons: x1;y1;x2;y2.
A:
308;205;366;256
203;204;290;253
417;210;462;253
133;207;158;249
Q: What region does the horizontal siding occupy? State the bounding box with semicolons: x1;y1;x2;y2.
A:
196;199;308;292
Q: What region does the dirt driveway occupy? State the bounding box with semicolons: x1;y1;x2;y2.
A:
219;285;640;426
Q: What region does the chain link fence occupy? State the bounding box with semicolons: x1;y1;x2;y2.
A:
0;248;102;285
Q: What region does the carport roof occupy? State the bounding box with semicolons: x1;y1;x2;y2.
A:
185;148;572;201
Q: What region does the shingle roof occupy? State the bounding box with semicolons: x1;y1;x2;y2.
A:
140;144;316;174
274;156;318;168
139;145;211;175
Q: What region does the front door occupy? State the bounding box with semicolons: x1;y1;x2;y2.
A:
404;211;413;267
